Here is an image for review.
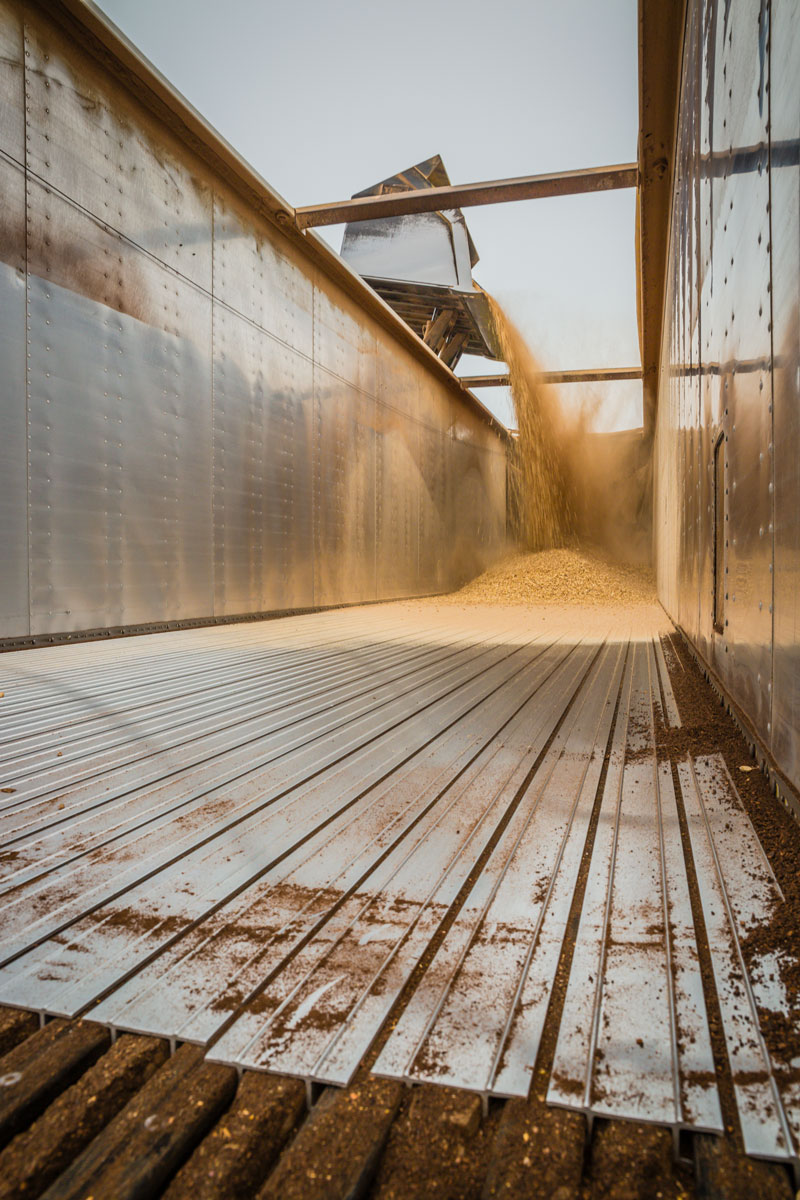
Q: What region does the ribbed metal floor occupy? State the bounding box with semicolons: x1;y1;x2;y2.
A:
0;603;795;1165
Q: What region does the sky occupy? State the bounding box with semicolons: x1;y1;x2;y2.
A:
96;0;641;431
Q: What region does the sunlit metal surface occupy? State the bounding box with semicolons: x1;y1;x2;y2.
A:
680;755;798;1159
770;0;800;792
654;0;800;808
0;605;792;1164
0;0;507;641
547;646;721;1136
375;640;629;1097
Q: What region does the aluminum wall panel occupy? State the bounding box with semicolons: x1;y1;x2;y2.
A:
24;17;213;294
27;272;117;631
417;382;450;595
711;0;773;731
213;308;267;615
25;191;214;634
114;303;213;629
770;0;800;785
676;8;702;645
0;2;27;637
313;282;378;400
375;343;420;599
212;196;316;616
263;338;316;611
312;283;377;607
695;0;720;662
312;371;377;608
0;0;507;641
450;427;502;588
0;0;23;147
213;308;314;616
656;0;800;799
213;194;314;355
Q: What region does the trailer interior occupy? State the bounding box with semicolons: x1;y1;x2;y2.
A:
0;1;798;1197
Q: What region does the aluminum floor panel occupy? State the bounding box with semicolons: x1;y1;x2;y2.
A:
372;641;624;1097
0;633;543;971
680;755;798;1162
71;640;575;1035
91;641;577;1044
0;605;793;1167
207;643;595;1082
0;625;488;823
548;644;721;1135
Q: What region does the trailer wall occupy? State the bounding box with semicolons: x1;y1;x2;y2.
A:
0;0;507;641
655;0;800;800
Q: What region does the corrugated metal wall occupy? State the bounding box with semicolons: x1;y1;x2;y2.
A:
655;0;800;797
0;0;507;640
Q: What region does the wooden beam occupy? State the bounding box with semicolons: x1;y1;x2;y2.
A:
440;331;469;368
638;0;688;437
423;309;457;355
292;163;638;229
459;368;644;388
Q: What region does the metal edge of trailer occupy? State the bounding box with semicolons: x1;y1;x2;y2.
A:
675;623;800;826
0;594;447;654
637;0;689;440
39;0;510;443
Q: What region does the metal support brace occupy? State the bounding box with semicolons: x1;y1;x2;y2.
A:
286;163;638;229
459;368;644;388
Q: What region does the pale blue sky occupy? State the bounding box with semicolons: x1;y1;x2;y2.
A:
96;0;641;430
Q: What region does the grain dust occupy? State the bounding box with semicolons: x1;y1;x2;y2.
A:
488;297;652;566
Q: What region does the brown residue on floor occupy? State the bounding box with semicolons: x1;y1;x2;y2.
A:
662;633;800;1075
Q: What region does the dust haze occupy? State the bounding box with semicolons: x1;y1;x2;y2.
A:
489;297;652;568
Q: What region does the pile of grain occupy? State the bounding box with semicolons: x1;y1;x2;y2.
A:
442;547;657;607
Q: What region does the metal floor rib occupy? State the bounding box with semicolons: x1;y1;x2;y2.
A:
0;603;796;1167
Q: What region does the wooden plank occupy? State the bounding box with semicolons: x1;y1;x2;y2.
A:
370;1085;494;1199
589;1120;679;1197
693;1131;793;1200
256;1077;402;1200
0;1006;37;1058
459;368;643;388
0;1034;167;1200
481;1096;585;1199
163;1071;305;1200
293;163;638;228
440;332;468;368
0;1019;109;1149
423;309;456;354
42;1045;237;1200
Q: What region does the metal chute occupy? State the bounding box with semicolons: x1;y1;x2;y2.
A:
340;155;499;369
